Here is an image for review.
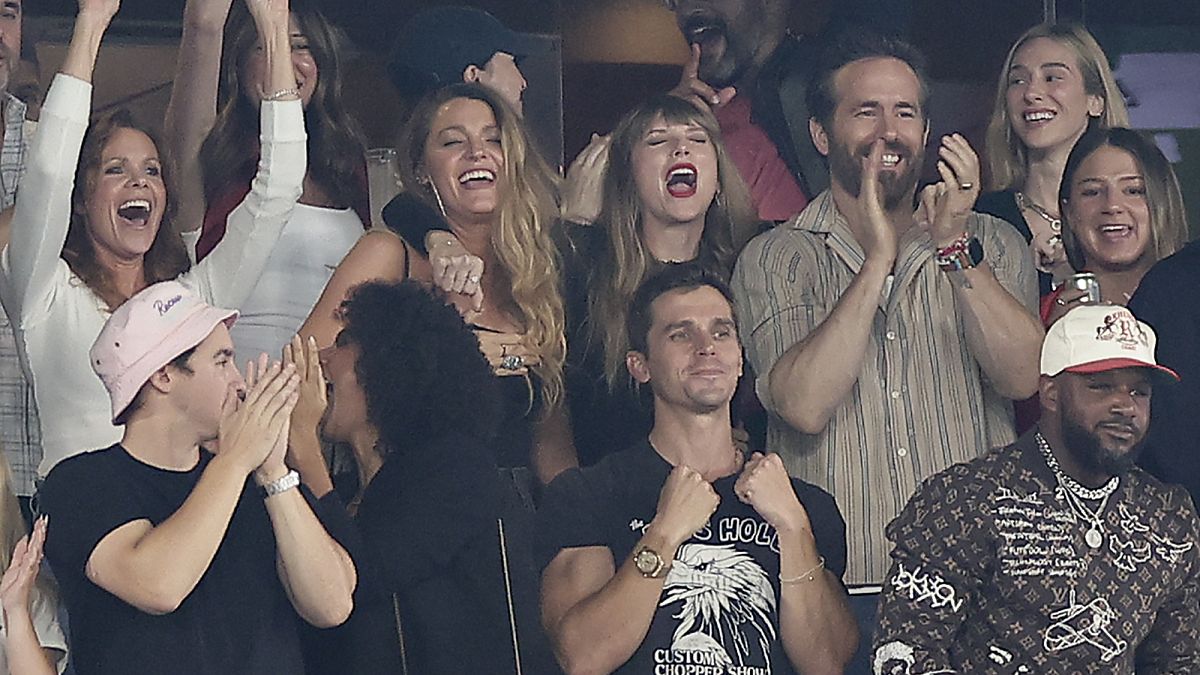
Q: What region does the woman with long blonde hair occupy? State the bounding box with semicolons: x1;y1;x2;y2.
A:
978;22;1129;295
300;83;573;504
380;94;758;467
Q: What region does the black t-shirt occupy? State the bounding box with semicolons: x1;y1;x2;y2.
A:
537;440;848;674
40;445;309;675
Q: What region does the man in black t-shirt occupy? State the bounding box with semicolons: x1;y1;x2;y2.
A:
40;281;356;675
538;264;857;674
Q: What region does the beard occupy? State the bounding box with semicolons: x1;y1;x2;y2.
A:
1060;412;1144;477
827;135;921;211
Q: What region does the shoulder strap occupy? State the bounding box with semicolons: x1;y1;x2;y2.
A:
498;517;523;675
391;594;410;675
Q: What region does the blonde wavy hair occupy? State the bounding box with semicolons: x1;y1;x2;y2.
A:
398;83;566;410
985;23;1129;191
589;95;758;389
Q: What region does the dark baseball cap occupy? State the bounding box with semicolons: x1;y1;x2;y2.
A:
388;6;546;99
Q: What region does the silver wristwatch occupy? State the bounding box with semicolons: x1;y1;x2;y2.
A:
261;469;300;498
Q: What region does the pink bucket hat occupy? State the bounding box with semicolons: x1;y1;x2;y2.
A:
1041;304;1179;381
91;280;238;423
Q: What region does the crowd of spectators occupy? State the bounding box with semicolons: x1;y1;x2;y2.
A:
0;0;1194;673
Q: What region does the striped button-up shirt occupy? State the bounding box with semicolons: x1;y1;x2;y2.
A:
732;191;1037;585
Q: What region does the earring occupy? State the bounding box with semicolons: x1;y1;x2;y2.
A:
429;181;448;218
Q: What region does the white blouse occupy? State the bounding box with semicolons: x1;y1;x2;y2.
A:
226;203;363;362
0;74;307;475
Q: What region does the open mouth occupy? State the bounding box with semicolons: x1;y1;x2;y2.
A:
1023;109;1057;124
665;163;698;198
1099;224;1134;239
880;152;901;169
117;199;152;227
458;168;497;189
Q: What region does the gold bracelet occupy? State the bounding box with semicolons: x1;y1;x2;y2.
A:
779;556;825;585
262;87;300;102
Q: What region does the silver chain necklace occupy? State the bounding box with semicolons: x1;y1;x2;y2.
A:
1036;433;1119;549
1015;191;1062;235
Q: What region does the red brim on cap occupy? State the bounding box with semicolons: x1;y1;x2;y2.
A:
1065;357;1181;381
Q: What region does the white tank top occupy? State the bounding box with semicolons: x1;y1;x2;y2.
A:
230;202;363;361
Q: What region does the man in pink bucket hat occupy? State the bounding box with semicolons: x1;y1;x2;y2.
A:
37;281;356;675
872;304;1200;672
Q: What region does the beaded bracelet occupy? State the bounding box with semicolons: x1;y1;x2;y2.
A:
780;556;825;585
262;87;300;102
935;231;971;259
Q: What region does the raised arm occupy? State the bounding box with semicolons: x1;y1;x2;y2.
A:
83;364;298;615
0;1;115;324
164;0;235;237
185;0;304;308
736;142;895;435
922;135;1041;400
541;466;717;674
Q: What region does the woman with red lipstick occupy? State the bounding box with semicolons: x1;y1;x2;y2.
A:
166;0;368;364
1043;127;1186;325
0;0;305;476
979;23;1129;297
567;94;758;466
358;94;758;469
301;83;573;506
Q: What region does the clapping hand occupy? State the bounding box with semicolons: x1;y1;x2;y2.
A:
858;140;898;266
916;134;981;247
218;354;299;479
0;516;47;621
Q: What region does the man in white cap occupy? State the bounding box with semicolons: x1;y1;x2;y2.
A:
872;304;1200;673
38;281;356;675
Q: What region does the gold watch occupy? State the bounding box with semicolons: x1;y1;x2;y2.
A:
633;547;669;578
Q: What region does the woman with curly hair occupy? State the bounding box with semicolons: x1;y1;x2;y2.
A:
977;22;1129;295
166;0;368;363
300;83;574;501
284;281;556;675
0;0;305;475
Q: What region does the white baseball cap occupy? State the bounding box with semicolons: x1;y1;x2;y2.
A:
1041;304;1179;381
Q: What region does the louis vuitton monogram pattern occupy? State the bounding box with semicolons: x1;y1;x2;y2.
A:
872;431;1200;674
